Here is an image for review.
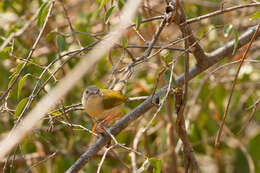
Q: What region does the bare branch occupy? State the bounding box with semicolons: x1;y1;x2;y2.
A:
215;24;260;147
0;0;142;161
184;3;260;25
0;0;55;103
65;25;260;173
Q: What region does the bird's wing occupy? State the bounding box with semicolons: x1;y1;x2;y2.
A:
101;89;127;110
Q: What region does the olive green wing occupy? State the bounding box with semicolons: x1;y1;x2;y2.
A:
101;89;127;110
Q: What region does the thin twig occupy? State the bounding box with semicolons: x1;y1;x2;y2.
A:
142;59;176;133
65;24;260;173
130;127;145;173
0;0;55;103
96;144;116;173
0;12;38;51
183;3;260;25
0;0;142;161
175;3;201;170
59;120;99;137
59;0;82;48
215;24;260;147
25;152;57;173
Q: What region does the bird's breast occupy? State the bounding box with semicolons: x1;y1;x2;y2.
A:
84;96;104;118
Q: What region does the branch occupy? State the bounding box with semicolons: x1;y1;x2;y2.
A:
66;25;260;173
183;3;260;25
0;0;55;103
0;11;38;52
0;0;142;161
215;24;260;147
172;0;209;67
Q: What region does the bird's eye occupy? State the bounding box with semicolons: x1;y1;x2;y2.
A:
85;90;89;94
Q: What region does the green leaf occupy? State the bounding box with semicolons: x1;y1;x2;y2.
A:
122;37;128;48
104;6;115;24
136;13;142;30
56;35;67;52
14;97;28;119
17;74;30;99
8;73;18;88
46;28;58;42
37;2;50;27
15;62;25;74
251;10;260;21
118;0;125;9
249;134;260;169
46;31;55;42
149;158;162;173
212;84;226;114
163;69;176;87
8;62;26;88
99;0;109;9
17;62;25;73
151;119;157;126
223;24;233;37
0;46;12;59
3;0;10;11
9;62;25;78
160;49;172;64
232;28;239;55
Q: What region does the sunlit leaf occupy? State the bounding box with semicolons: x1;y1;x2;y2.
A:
118;0;125;9
151;119;157;126
150;158;162;173
37;2;50;27
251;10;260;21
17;74;30;99
160;49;172;64
8;73;18;88
14;97;28;119
8;62;26;89
104;6;115;24
136;13;142;30
122;37;128;48
16;62;25;74
224;24;233;37
99;0;109;9
0;47;12;59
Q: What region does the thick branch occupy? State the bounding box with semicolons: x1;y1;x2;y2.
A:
173;1;209;67
66;25;260;173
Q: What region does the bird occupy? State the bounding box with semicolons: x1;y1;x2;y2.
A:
82;85;127;134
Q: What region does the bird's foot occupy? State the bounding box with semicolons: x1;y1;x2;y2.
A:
92;114;121;135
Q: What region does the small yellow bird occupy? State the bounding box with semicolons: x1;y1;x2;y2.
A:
82;85;127;134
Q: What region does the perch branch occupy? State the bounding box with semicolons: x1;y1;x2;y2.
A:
66;25;260;173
